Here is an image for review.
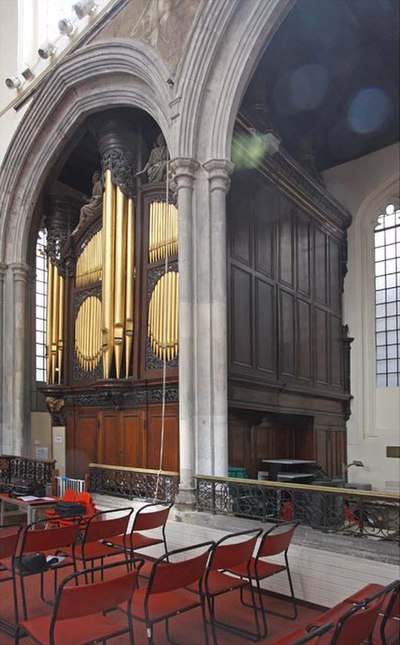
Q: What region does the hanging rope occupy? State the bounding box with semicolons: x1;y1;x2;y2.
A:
154;156;170;502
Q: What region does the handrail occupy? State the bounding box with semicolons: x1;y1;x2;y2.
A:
89;463;179;476
88;463;179;503
195;474;399;499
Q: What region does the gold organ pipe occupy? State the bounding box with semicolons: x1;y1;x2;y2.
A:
166;271;171;360
102;170;115;378
175;272;179;353
51;266;60;385
46;256;53;382
125;198;135;378
57;275;64;384
149;203;154;263
113;185;127;378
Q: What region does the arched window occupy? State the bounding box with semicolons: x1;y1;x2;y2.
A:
35;229;47;382
375;203;400;387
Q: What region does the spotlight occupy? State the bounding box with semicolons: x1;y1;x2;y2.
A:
72;0;97;20
5;74;25;89
22;67;35;81
38;40;56;59
58;18;75;36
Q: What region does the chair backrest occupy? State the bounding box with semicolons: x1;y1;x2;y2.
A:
331;595;384;645
146;541;213;596
63;488;76;502
82;508;133;544
132;503;171;532
291;622;334;645
21;520;81;555
258;521;300;558
0;524;22;560
207;529;262;572
50;559;142;632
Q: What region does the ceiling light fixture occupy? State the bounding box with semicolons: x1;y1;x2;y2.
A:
58;18;75;36
72;0;97;20
5;74;26;89
38;40;57;59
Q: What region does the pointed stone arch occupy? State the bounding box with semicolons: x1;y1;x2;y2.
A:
0;38;173;264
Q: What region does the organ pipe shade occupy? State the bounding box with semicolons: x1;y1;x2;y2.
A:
76;230;102;287
75;296;102;371
148;270;179;361
148;201;178;262
46;260;64;384
101;168;135;378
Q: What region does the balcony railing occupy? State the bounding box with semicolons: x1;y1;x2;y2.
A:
0;454;56;491
88;463;179;504
196;475;399;542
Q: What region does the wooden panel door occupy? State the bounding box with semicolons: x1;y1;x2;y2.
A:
147;403;179;471
67;408;98;479
98;410;119;466
120;410;147;468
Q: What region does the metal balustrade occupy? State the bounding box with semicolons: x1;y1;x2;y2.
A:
196;475;400;542
88;463;179;504
54;475;86;496
0;454;56;492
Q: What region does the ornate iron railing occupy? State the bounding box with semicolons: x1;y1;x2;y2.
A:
88;463;179;503
0;454;56;491
196;475;399;542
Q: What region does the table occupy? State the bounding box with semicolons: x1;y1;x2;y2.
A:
261;459;316;481
0;493;57;525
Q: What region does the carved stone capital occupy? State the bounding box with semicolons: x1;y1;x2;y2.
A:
10;263;30;283
203;159;235;193
170;158;199;191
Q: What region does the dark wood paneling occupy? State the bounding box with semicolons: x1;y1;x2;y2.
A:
297;299;312;381
329;238;341;312
278;198;294;287
279;289;296;377
314;307;329;383
254;190;275;278
231;266;253;367
297;215;311;296
330;315;343;387
230;199;252;266
314;228;327;304
255;278;275;373
98;410;119;466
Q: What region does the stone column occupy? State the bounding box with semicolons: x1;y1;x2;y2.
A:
170;157;199;506
0;263;7;451
11;263;31;455
203;159;234;476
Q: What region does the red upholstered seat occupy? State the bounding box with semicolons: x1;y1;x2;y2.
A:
0;524;22;624
130;541;213;645
15;559;143;645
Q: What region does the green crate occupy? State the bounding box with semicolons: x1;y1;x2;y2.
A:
228;466;248;479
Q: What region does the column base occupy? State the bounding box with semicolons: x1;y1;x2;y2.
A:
173;485;197;512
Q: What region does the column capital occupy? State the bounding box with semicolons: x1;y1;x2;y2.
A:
203;159;234;193
170;157;200;190
0;263;7;282
10;263;31;283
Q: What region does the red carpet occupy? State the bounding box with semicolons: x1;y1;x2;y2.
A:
0;557;322;644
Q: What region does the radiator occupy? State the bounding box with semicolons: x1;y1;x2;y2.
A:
55;475;86;496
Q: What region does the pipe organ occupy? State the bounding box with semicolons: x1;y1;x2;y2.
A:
41;116;179;478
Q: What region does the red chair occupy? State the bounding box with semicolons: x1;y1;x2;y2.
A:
0;524;22;624
226;520;299;639
329;593;385;645
15;558;144;645
270;621;334;644
104;503;171;570
65;507;133;577
378;579;400;645
203;528;263;642
130;541;214;645
16;519;81;619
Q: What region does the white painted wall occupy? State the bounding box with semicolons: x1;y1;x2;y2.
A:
324;144;400;492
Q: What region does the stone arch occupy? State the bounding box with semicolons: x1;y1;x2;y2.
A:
0;38;173;264
174;0;294;161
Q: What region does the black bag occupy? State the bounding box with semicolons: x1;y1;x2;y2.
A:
15;552;48;573
54;501;86;517
10;480;46;497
